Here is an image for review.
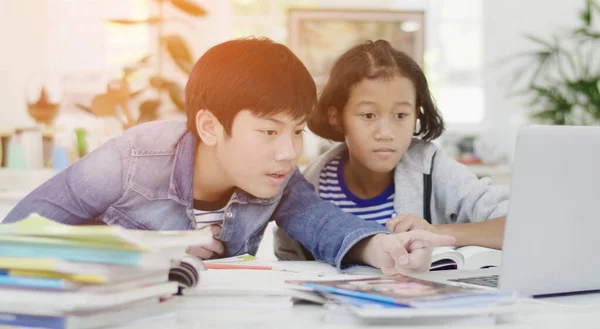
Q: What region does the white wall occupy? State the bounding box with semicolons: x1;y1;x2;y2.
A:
0;0;231;130
0;0;49;128
0;0;588;156
482;0;583;160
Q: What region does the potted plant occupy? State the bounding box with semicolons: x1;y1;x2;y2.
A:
507;0;600;125
78;0;207;127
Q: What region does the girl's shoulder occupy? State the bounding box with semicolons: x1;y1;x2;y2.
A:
399;138;441;174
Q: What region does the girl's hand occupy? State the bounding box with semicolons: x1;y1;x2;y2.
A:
386;213;440;235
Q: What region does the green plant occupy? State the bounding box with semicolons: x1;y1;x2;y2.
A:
80;0;207;126
508;0;600;125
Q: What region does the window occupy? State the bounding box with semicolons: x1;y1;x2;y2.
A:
230;0;485;127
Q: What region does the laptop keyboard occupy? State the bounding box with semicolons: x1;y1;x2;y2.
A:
449;275;499;288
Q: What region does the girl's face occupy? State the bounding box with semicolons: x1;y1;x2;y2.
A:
330;75;417;174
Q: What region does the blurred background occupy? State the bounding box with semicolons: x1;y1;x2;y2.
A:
0;0;598;198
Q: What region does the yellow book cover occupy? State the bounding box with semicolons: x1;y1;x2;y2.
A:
9;269;106;284
0;214;211;251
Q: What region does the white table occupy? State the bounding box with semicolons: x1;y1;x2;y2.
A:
109;263;600;329
112;293;600;329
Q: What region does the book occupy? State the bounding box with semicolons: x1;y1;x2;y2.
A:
0;281;178;312
0;254;206;292
431;246;502;271
287;274;513;309
0;214;211;251
0;297;177;329
320;292;512;326
0;270;167;292
0;256;170;284
169;254;205;290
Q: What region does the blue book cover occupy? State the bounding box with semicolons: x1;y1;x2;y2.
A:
0;312;67;329
0;243;141;265
0;273;66;290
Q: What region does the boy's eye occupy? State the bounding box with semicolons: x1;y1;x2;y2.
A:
295;129;306;136
362;113;375;119
263;130;277;136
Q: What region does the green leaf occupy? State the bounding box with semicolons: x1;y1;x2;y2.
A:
174;58;193;74
135;55;152;65
524;34;555;49
166;83;185;111
170;0;207;17
106;17;163;25
149;76;168;89
122;55;152;78
129;88;147;99
531;109;566;125
580;6;592;26
163;35;193;67
148;77;185;111
138;99;161;124
139;99;161;115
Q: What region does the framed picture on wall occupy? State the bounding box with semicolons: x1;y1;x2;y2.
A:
288;9;425;89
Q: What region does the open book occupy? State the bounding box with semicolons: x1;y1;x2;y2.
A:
169;254;205;291
340;246;502;274
431;246;502;271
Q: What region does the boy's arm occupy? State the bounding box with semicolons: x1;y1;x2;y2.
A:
273;169;455;270
2;137;130;224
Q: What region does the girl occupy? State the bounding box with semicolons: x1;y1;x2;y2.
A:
275;39;509;261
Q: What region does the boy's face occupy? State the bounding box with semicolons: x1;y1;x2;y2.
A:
216;110;306;199
339;76;417;173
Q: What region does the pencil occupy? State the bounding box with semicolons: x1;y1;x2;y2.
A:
204;263;272;270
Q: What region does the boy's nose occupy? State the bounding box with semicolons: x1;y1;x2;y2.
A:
274;137;298;162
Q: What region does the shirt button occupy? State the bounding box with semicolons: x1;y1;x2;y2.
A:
226;211;233;218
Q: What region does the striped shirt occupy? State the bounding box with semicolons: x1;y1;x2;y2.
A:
319;155;395;225
193;199;227;229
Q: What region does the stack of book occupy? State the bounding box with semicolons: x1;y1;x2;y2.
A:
0;214;211;329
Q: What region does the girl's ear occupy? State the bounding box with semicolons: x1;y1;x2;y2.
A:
327;107;343;133
414;107;422;134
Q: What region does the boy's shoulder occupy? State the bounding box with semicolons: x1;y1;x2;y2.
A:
121;120;191;155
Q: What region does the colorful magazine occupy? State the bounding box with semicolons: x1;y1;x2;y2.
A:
288;274;513;309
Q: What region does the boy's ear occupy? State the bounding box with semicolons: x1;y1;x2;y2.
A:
195;109;223;146
327;107;343;132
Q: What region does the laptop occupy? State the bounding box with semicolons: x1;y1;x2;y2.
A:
413;125;600;297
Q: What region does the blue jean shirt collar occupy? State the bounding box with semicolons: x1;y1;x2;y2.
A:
168;131;197;205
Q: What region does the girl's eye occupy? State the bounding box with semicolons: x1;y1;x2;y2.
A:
295;129;306;136
263;130;277;136
395;113;408;119
362;113;375;119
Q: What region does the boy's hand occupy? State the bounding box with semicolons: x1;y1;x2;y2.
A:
354;230;455;274
386;214;440;234
185;224;225;259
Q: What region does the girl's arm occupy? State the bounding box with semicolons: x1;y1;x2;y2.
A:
436;216;505;249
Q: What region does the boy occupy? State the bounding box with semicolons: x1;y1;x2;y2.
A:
3;38;454;273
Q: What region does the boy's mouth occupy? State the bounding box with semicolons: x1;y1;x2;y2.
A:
266;170;291;185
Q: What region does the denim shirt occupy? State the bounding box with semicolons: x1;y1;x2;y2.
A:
3;121;388;268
